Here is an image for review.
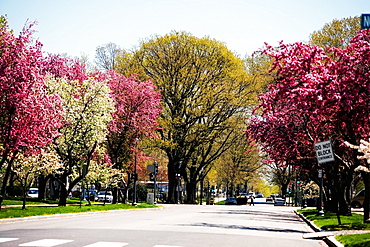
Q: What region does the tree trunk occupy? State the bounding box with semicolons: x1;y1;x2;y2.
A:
281;182;288;199
22;188;27;210
38;175;48;200
363;172;370;223
57;174;69;206
112;187;118;204
58;184;67;206
185;181;197;204
0;154;12;198
167;162;177;203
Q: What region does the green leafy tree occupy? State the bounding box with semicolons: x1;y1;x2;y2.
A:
309;16;361;49
214;130;262;197
115;31;258;203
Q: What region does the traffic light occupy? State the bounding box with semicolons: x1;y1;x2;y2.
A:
149;172;155;181
131;173;137;180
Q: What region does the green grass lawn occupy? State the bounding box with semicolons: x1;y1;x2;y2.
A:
297;209;370;231
298;209;370;247
336;233;370;247
0;199;158;219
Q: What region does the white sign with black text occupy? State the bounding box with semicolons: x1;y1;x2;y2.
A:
315;140;335;164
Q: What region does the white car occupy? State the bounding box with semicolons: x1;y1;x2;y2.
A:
27;188;39;198
97;191;113;203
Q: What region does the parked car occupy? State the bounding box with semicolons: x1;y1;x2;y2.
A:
351;189;365;208
266;196;274;202
225;197;237;205
274;198;286;206
82;190;98;201
27;188;39;198
97;191;113;203
256;194;264;198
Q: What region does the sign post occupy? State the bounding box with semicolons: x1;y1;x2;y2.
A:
317;169;324;216
314;140;334;216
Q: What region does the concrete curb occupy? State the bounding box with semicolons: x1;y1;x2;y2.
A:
294;210;344;247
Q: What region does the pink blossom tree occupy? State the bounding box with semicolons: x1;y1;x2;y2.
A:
105;71;162;203
0;18;63;200
247;29;370;215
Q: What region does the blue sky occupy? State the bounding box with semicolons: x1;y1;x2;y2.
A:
1;0;369;61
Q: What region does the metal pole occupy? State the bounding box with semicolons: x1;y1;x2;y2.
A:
200;178;203;205
153;162;157;204
132;155;137;206
177;175;180;204
317;169;324;216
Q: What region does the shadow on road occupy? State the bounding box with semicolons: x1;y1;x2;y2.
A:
178;222;307;233
201;209;301;224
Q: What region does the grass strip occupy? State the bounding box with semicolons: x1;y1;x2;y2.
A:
298;209;370;247
336;233;370;247
297;209;370;231
0;203;158;219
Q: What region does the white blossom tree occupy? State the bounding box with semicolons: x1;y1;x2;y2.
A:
12;149;64;209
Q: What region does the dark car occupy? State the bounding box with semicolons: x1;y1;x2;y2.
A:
225;197;237;205
351;189;365;208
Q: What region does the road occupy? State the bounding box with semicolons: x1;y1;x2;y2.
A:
0;202;327;247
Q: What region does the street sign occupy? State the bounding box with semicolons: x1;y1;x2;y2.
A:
361;14;370;29
315;140;335;164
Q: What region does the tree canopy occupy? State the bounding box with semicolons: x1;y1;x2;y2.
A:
0;19;63;198
247;29;370;215
115;31;259;203
309;16;361;49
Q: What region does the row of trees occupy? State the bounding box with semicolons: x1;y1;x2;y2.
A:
0;17;162;208
6;14;363;209
82;17;370;210
246;16;370;222
112;31;266;203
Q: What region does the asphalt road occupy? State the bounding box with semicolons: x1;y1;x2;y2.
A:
0;202;327;247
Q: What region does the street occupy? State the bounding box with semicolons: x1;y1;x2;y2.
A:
0;202;327;247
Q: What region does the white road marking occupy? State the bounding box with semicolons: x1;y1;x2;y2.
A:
153;245;182;247
84;242;129;247
18;239;73;246
0;238;19;243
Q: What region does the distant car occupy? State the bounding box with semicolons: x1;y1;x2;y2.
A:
266;196;274;202
97;191;113;203
351;189;365;208
274;198;286;206
27;188;39;198
82;190;98;201
256;194;264;198
225;197;237;205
